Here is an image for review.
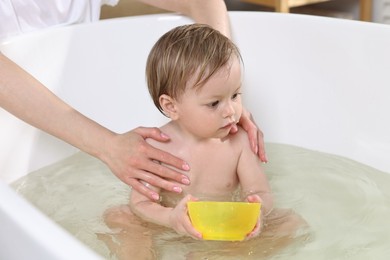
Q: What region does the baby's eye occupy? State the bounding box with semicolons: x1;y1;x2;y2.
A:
208;100;219;108
232;92;242;100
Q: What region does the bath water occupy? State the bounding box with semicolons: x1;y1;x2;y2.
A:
12;143;390;259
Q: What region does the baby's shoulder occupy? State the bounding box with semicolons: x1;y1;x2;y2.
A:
229;126;251;150
145;123;178;151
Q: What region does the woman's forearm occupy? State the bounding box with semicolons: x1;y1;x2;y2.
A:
138;0;231;38
1;52;190;199
0;53;114;160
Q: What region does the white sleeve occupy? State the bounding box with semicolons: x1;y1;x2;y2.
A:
0;0;120;43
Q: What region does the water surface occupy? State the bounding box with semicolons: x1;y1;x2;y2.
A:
12;143;390;259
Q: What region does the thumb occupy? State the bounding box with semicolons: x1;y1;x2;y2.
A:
183;194;199;206
187;194;199;202
229;124;238;134
246;194;262;203
184;195;199;210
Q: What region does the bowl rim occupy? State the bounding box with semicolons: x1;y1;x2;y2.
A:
187;201;261;205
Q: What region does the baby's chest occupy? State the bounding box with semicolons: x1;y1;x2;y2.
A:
186;157;240;196
171;139;244;198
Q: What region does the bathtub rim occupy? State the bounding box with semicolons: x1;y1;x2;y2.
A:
0;181;101;259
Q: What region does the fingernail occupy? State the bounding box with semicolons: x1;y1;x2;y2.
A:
152;193;160;201
181;178;190;185
173;186;182;193
263;154;268;164
160;133;170;139
182;162;190;171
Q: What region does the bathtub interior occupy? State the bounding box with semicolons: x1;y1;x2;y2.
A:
1;12;390;259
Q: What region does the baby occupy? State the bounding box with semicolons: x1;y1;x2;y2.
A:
102;24;306;259
131;23;272;238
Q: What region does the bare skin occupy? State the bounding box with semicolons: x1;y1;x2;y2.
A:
129;57;273;237
0;0;266;201
138;0;268;162
102;206;308;259
139;0;231;38
102;56;305;259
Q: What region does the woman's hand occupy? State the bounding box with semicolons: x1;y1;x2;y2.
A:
102;127;191;201
0;54;190;201
245;194;263;239
169;195;202;239
230;107;268;163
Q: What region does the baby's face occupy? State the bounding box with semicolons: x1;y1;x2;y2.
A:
175;57;243;140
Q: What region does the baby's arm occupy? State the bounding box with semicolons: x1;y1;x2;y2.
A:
129;184;201;239
236;131;274;218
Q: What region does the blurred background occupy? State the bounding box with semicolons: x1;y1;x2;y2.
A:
100;0;390;24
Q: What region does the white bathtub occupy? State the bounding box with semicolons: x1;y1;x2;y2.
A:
1;12;390;259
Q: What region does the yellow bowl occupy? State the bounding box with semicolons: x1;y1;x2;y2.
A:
187;201;261;241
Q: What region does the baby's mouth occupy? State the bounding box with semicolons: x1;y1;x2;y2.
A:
222;121;236;129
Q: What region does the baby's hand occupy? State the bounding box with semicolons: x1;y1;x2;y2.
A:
245;194;263;239
169;194;202;239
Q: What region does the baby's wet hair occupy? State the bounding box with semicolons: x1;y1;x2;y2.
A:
146;23;242;115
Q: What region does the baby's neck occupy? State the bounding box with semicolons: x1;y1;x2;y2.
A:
165;121;227;146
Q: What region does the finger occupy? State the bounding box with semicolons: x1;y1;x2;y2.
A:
229;124;238;134
130;166;184;194
183;199;202;239
246;194;261;203
246;125;259;156
186;220;202;239
134;126;171;142
142;156;190;186
256;130;268;163
144;141;190;172
126;178;160;201
246;222;261;239
238;110;259;156
189;195;199;202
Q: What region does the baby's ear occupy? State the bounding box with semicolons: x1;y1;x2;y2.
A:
159;94;179;120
